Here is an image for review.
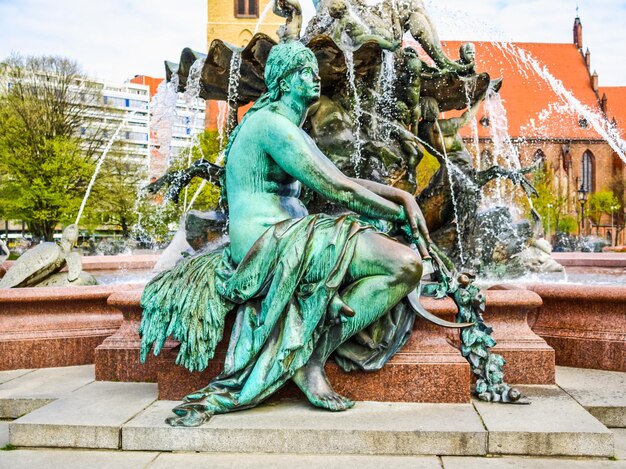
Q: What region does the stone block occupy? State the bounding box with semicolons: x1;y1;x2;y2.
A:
615;428;626;460
150;453;442;469
0;421;8;447
0;365;94;418
95;290;177;382
474;385;614;457
0;450;158;469
556;366;626;428
10;381;157;449
0;284;141;371
484;286;554;384
122;400;487;455
527;284;626;372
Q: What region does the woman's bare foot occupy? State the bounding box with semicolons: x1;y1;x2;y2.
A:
293;362;354;411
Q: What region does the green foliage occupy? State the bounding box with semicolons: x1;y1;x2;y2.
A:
558;215;578;234
0;54;106;240
587;190;620;230
526;165;567;236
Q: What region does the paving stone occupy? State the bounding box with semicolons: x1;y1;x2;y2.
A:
0;421;8;448
556;366;626;427
149;452;442;469
0;449;158;469
615;429;626;460
123;400;487;456
442;456;626;468
0;369;33;385
473;385;614;457
0;365;94;418
10;381;157;449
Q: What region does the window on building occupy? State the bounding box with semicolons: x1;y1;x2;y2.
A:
580;150;595;193
235;0;258;18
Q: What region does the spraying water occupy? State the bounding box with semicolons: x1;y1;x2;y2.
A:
150;75;179;169
254;0;275;34
75;112;137;225
435;121;465;264
344;49;364;174
226;50;243;135
378;50;397;139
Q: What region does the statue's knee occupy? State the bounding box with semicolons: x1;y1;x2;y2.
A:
396;250;422;288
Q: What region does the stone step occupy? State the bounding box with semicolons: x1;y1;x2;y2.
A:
0;365;94;418
147;453;442;469
123;400;487;456
556;366;626;428
1;451;623;469
0;449;159;469
442;456;626;468
4;376;619;459
473;385;614;457
10;381;157;449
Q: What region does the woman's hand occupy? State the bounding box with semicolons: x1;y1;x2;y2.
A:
396;189;431;244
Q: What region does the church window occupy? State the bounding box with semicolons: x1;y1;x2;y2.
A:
580;150;595;193
235;0;259;18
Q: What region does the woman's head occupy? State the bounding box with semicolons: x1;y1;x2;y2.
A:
264;41;320;103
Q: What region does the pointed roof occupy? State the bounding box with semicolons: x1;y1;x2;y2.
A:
404;38;616;141
599;86;626;139
438;40;605;140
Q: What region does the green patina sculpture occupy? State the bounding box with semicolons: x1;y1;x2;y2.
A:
141;2;534;427
140;41;472;427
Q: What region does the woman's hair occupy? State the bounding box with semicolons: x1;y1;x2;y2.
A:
220;42;317;200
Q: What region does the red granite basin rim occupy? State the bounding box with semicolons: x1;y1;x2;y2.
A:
108;289;145;307
0;283;144;303
2;254;160;273
526;283;626;301
107;288;542;314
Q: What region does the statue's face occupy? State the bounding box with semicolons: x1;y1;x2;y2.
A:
285;62;321;104
461;44;476;63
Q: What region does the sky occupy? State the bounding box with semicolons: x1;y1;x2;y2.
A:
0;0;624;86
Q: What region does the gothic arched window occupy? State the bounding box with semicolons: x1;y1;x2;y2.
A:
580;150;595;193
235;0;258;18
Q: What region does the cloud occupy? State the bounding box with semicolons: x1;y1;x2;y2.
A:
0;0;624;85
0;0;207;82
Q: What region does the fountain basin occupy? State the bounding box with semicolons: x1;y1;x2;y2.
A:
527;283;626;372
0;284;142;371
95;288;550;404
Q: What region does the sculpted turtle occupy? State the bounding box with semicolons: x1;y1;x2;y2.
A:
0;224;96;288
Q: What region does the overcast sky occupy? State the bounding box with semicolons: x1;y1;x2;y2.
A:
0;0;624;86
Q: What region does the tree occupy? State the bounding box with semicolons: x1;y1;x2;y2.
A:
0;54;107;240
587;190;620;234
526;165;567;237
79;154;146;238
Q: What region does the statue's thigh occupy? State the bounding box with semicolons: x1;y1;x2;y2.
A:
348;231;418;281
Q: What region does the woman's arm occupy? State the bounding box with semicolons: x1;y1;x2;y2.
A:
351;178;431;242
264;117;406;223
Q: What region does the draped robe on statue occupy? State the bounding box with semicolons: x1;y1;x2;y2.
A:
139;213;415;416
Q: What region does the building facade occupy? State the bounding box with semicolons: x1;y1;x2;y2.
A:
130;75;207;181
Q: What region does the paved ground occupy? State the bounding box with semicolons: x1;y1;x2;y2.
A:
0;449;625;468
0;365;624;468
